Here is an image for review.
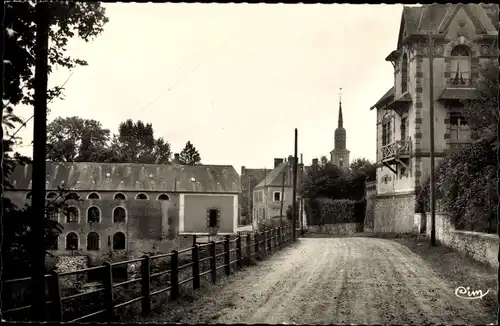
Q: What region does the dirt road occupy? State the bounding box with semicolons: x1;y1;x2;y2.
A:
144;237;496;324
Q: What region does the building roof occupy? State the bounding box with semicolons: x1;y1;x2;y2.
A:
8;162;241;193
255;162;291;189
370;87;395;110
438;88;478;101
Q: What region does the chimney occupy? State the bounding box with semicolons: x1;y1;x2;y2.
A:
173;153;180;164
274;158;284;168
241;166;246;175
312;158;318;166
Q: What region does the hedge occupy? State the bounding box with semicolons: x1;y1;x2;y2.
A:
306;198;364;225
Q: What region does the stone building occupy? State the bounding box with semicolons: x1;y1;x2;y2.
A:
252;156;307;229
330;97;350;170
6;160;241;264
239;166;272;225
369;4;498;233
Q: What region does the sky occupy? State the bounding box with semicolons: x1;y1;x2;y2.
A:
14;3;404;171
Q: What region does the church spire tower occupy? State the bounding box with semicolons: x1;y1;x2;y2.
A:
330;88;350;169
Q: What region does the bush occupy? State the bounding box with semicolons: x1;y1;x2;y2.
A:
416;139;498;233
308;198;356;225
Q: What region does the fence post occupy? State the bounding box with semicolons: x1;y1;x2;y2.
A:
102;262;114;321
192;245;200;290
236;236;242;269
210;241;217;284
48;271;63;322
170;250;179;300
277;227;281;248
246;234;251;261
263;231;267;254
224;236;230;276
254;233;259;256
140;255;151;315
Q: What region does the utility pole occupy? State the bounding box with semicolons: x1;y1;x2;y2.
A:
32;2;50;321
279;162;285;222
428;10;437;246
292;129;298;241
247;177;251;227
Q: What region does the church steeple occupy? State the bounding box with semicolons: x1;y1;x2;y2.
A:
338;94;343;128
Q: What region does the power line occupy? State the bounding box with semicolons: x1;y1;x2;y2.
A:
137;31;237;114
8;71;74;142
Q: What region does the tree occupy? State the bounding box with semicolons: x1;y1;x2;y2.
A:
112;119;172;164
300;162;347;199
346;158;377;200
179;141;201;165
46;116;112;162
3;2;108;111
462;60;499;142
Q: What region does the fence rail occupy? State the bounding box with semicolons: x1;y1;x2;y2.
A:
2;225;296;322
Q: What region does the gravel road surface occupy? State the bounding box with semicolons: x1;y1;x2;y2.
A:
145;237;496;324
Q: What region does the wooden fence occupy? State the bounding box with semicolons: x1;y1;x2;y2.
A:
2;225;295;322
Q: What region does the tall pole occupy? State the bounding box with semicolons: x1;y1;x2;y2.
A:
32;2;50;321
292;129;298;241
428;31;437;246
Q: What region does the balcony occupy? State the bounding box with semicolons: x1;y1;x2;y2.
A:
448;76;472;87
381;139;411;174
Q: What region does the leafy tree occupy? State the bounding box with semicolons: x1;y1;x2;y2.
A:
3;2;108;111
112;119;171;164
319;155;329;166
46;116;112;162
300;162;347;199
179;141;201;165
347;158;377;200
462;60;499;142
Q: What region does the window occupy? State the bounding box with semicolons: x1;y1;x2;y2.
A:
449;114;469;141
66;232;79;250
400;117;409;140
401;53;408;93
207;208;220;228
66;206;79;223
339;157;343;168
87;232;100;251
87;206;100;223
113;207;126;223
382;118;392;146
157;193;170;200
113;232;126;250
450;45;471;86
46;207;58;222
114;193;126;200
273;191;281;202
135;193;148;200
87;192;100;200
46;192;58;199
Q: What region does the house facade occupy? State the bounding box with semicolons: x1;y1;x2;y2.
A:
5;161;241;263
369;4;498;232
239;166;272;225
252;156;307;229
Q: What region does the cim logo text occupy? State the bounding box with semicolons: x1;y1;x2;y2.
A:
454;286;490;300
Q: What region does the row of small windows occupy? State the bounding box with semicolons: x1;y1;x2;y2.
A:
45;192;170;201
63;232;126;251
48;206;128;223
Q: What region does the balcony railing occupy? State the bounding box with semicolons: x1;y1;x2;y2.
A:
448;77;472;87
382;139;411;161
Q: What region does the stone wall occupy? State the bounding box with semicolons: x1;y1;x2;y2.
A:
364;197;375;232
373;193;416;233
308;223;363;235
424;211;498;268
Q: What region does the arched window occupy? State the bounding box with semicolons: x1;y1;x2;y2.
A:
46;192;58;199
66;206;79;223
114;193;127;200
66;232;79;250
113;232;126;250
450;45;471;86
157;193;170;200
87;192;100;200
401;53;408;93
135;193;148;200
113;207;127;223
46;207;59;222
25;192;32;202
87;206;100;223
67;192;79;201
87;232;100;251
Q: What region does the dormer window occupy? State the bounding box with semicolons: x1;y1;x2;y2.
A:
449;45;471;86
401;53;408;93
